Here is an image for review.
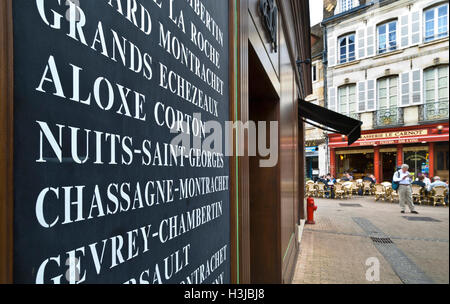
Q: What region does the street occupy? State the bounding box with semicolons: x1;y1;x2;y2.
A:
293;197;449;284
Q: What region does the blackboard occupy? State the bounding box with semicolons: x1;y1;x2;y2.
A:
12;0;230;284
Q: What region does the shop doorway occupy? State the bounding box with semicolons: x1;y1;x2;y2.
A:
248;43;280;283
435;143;449;180
380;152;397;182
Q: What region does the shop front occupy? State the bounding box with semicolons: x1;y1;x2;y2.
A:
305;146;319;180
329;123;449;183
335;149;374;180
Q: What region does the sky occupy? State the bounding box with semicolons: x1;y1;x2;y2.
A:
309;0;324;26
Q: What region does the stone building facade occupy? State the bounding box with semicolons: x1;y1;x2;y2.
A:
322;0;449;182
305;24;328;179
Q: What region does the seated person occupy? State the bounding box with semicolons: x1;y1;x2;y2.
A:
318;175;328;184
363;174;376;184
412;175;426;188
428;176;449;192
325;174;335;185
341;172;351;182
347;173;354;181
423;174;431;189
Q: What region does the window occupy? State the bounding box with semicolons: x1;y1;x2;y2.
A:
312;64;317;82
404;150;429;178
378;76;399;109
341;0;353;13
338;34;355;64
377;20;397;54
338;84;356;116
424;3;449;42
377;76;399;126
423;65;449;120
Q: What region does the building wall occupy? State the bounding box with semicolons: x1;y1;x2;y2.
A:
305;54;328;176
323;0;449;181
326;0;449;130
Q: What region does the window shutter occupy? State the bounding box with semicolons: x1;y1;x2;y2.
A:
328;38;336;66
401;72;410;106
411;11;421;45
411;70;422;104
328;87;336;111
400;14;409;48
358;81;366;111
357;29;365;59
367;80;375;110
366;26;375;57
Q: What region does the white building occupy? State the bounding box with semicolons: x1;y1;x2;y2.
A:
322;0;449;182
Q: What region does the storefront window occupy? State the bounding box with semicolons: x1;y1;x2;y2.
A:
337;152;374;179
404;150;429;179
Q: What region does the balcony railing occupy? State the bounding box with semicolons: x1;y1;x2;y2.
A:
421;100;450;122
375;107;403;127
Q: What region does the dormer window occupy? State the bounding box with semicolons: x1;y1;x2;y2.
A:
341;0;354;13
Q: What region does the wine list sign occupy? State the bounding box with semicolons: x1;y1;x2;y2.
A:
12;0;230;284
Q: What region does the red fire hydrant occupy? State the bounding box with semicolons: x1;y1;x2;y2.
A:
306;197;317;225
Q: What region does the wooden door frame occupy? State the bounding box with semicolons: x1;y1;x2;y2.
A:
0;0;14;284
229;0;252;284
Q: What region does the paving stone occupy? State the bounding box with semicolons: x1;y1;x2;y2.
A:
293;197;449;284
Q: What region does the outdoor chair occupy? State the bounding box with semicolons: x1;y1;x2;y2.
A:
411;184;424;205
429;186;448;207
343;182;354;198
374;184;386;201
316;182;326;198
333;182;345;199
355;180;363;194
381;182;392;188
351;181;359;196
384;185;394;203
389;189;399;202
362;181;372;195
342;181;353;199
306;183;317;197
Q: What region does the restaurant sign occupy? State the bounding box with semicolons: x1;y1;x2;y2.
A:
360;130;428;140
12;0;230;284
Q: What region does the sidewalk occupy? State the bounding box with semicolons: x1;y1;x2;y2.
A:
293;197;449;284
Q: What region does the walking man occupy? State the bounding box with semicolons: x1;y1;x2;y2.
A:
393;164;419;214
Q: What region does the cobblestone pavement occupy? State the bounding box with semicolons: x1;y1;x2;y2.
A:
292;196;449;284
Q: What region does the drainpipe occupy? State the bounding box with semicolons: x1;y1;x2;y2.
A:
322;23;330;175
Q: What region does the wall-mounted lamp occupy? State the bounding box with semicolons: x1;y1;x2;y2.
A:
437;125;444;133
